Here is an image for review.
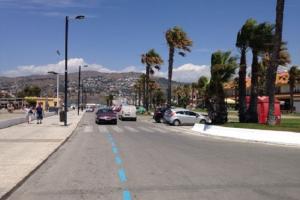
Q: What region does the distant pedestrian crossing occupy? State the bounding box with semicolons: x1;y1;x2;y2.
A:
96;122;194;135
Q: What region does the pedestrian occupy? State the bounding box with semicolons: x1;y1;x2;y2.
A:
36;103;44;124
24;105;33;124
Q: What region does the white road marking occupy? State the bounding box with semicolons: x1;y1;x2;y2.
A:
123;126;138;133
137;126;152;132
151;127;167;133
98;126;109;134
110;126;123;133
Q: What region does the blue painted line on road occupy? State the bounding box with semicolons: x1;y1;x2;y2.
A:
112;146;118;154
123;190;132;200
118;168;127;182
106;133;132;199
115;156;122;165
111;141;116;147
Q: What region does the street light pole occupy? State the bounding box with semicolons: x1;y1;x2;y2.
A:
77;65;81;116
78;65;88;116
64;15;85;126
64;16;69;126
56;74;59;107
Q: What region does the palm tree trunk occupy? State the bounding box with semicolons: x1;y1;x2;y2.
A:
191;86;194;107
238;48;247;122
145;66;150;111
142;78;146;108
167;47;174;107
267;0;285;125
138;87;141;106
290;84;294;112
247;50;259;123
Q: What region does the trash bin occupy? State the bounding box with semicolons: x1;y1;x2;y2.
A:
59;111;65;122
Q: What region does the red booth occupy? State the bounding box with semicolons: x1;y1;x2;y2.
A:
246;96;281;124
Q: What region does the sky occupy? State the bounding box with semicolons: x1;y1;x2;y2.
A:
0;0;299;82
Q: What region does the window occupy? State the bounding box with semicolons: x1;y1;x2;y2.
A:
185;111;197;116
176;111;185;115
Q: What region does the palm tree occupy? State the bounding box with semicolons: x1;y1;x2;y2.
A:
247;22;274;123
138;74;146;108
106;94;113;106
152;88;165;108
148;79;159;110
206;51;237;124
197;76;208;108
236;18;257;122
141;49;163;111
165;26;192;107
173;85;183;106
261;42;291;96
266;0;285;125
288;66;300;112
191;82;198;107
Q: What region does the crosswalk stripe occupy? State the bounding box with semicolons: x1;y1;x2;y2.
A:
98;126;109;133
110;126;123;133
123;126;138;133
151;127;167;133
137;126;152;132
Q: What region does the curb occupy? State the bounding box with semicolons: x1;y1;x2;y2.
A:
0;113;85;200
0;112;55;129
192;124;300;147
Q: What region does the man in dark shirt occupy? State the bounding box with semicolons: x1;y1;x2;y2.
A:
36;103;44;124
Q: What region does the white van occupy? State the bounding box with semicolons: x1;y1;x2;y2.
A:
118;105;137;121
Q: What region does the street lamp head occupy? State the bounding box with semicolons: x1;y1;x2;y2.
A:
75;15;85;20
48;71;58;75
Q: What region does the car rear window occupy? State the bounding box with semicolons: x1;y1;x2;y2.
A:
97;109;113;114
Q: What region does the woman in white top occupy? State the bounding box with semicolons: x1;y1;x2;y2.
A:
24;106;33;124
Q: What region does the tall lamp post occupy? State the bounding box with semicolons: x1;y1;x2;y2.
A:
64;15;85;126
78;65;88;115
48;71;60;108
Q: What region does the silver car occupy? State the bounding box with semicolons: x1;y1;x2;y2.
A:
164;108;211;126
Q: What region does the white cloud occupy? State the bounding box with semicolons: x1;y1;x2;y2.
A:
1;59;210;83
1;58;140;77
154;63;210;83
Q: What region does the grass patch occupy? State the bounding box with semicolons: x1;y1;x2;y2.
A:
223;118;300;132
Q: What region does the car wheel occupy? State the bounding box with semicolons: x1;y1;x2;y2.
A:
133;118;137;121
200;119;206;124
173;120;180;126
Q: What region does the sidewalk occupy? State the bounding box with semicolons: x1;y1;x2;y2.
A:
0;110;84;199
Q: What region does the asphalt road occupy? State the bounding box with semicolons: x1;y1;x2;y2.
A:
6;113;300;200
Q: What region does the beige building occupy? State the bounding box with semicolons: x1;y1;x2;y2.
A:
24;97;61;110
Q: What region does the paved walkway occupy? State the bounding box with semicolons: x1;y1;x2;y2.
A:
0;110;84;199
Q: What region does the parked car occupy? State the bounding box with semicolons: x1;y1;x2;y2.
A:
153;107;168;123
164;108;211;126
118;105;137;121
95;108;117;124
86;106;94;112
136;106;146;114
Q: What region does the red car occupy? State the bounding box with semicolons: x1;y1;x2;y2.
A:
95;108;117;125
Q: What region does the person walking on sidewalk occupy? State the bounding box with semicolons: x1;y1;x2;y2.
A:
24;105;33;124
36;103;44;124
